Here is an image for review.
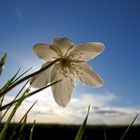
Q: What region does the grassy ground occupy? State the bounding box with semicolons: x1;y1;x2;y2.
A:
0;123;140;140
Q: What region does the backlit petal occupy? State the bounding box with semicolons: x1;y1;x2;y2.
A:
73;42;105;61
51;64;75;107
76;63;103;87
52;37;74;55
33;43;57;61
30;62;53;88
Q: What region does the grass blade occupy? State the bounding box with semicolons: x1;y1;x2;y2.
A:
29;120;36;140
0;88;30;140
0;96;5;107
120;114;138;140
103;127;107;140
0;68;21;93
10;101;36;140
74;106;90;140
0;53;7;75
17;115;27;140
0;96;5;116
0;81;29;120
12;67;32;84
19;101;37;124
10;115;27;140
0;95;5;122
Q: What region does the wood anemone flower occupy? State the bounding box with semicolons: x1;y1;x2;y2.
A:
30;37;105;107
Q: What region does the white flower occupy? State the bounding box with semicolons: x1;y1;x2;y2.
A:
30;37;105;107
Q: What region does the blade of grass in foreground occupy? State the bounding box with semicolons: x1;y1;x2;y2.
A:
12;67;32;84
103;127;107;140
120;114;138;140
16;116;27;140
10;101;37;140
10;115;27;140
0;68;21;93
74;106;90;140
0;53;7;75
19;101;37;124
0;88;30;140
0;81;29;122
0;95;5;123
0;96;5;108
29;120;36;140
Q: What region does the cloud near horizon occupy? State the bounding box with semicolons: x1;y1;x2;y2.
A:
2;88;140;125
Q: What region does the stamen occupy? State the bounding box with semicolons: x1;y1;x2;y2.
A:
67;50;84;61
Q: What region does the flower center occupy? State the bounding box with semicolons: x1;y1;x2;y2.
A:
61;58;70;68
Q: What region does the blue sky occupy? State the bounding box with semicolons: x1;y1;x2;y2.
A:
0;0;140;124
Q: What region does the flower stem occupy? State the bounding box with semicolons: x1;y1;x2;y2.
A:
0;58;61;97
0;80;61;111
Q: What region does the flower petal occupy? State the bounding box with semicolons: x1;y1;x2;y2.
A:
52;37;74;55
74;42;105;61
51;64;75;107
76;63;103;87
30;62;53;88
33;43;57;61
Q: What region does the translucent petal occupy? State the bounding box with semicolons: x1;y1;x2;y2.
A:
76;63;103;88
52;37;74;55
51;64;75;107
33;43;57;61
49;45;63;57
73;42;105;61
30;62;53;88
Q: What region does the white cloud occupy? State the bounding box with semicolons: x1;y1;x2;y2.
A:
2;88;140;125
